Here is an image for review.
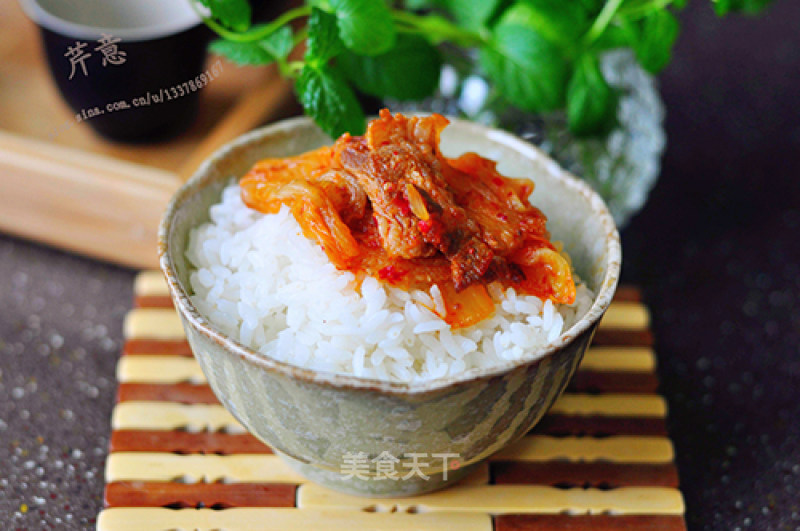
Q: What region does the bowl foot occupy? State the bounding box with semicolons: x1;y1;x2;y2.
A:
276;450;479;497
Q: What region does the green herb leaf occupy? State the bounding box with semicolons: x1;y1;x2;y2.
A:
339;35;441;100
402;0;443;9
209;39;274;65
479;4;570;112
405;14;469;46
197;0;252;32
306;8;344;64
208;26;294;66
296;64;366;138
510;0;590;46
576;0;605;16
633;10;679;73
261;26;294;61
713;0;774;15
589;23;635;51
443;0;502;31
567;54;617;136
329;0;396;55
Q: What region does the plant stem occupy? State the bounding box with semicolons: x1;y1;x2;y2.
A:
292;27;308;46
584;0;625;45
618;0;676;19
193;2;312;43
287;61;305;76
391;10;485;47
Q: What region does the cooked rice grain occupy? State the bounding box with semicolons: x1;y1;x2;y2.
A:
186;184;594;383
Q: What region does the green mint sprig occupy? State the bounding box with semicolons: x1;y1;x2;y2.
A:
192;0;773;139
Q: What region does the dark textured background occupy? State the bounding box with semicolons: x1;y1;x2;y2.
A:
624;1;800;529
1;1;799;529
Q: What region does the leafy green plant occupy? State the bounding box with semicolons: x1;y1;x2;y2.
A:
193;0;773;139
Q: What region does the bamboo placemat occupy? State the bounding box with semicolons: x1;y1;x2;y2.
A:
96;272;686;530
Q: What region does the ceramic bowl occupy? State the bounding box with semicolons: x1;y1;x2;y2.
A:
158;116;621;497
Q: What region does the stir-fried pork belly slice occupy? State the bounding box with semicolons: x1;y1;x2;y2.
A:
335;110;569;295
336;111;497;289
334;135;437;259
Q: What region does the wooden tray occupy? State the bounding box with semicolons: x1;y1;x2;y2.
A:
96;273;686;530
0;2;295;269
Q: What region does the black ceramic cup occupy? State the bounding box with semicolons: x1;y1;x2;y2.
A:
21;0;212;143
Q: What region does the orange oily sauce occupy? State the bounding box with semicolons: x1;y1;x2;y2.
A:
240;113;575;329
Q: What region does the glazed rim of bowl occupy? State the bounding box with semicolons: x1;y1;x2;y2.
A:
19;0;202;41
159;116;621;396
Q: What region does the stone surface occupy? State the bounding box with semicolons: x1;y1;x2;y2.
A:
622;2;800;530
0;239;133;529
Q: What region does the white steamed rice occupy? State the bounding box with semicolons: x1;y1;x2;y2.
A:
186;184;594;383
